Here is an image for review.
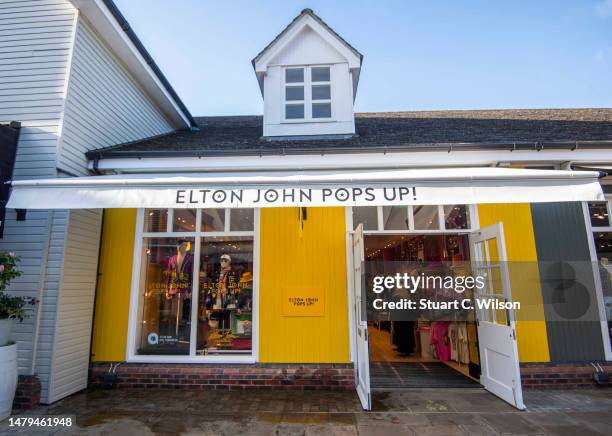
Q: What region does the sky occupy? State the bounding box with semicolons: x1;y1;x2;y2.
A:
113;0;612;116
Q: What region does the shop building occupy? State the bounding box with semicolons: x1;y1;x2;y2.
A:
2;1;612;411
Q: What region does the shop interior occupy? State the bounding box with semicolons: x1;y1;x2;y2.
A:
364;233;481;387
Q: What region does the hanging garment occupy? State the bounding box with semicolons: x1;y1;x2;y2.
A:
393;321;416;355
458;322;470;364
448;323;458;361
430;321;451;361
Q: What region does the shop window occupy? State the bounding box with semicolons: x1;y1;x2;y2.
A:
593;232;612;333
587;201;612;351
135;208;256;359
138;237;195;355
353;206;378;230
144;209;168;232
444;205;470;230
354;205;472;232
382;206;408;230
173;209;196;232
201;209;225;232
413;205;440;230
229;208;254;232
197;236;254;355
595;232;612;258
588;202;610;227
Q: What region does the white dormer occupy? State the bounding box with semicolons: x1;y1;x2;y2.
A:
252;9;363;138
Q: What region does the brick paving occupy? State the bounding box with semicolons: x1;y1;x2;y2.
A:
0;387;610;435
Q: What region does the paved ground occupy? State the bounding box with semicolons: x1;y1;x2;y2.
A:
0;387;611;435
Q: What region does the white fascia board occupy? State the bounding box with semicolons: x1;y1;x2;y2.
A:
69;0;190;129
87;149;612;174
254;15;361;72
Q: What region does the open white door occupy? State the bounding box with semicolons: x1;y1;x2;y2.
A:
352;224;372;410
470;223;526;410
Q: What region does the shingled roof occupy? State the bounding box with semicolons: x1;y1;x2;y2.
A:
86;108;612;159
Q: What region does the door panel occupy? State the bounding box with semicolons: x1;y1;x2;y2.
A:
352;224;371;410
470;222;526;410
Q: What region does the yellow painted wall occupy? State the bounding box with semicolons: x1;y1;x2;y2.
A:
259;207;350;363
90;209;136;362
477;204;550;362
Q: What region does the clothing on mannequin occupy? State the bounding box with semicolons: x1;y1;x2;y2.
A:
207;254;240;309
163;239;194;341
166;240;193;298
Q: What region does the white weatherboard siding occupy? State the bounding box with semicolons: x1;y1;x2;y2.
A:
58;16;174;176
0;0;76;381
0;1;179;404
0;0;74;137
34;209;67;402
38;13;174;402
48;209;101;403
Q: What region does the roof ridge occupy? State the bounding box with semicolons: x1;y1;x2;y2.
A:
192;108;612;118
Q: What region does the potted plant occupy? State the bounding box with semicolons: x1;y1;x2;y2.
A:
0;252;36;421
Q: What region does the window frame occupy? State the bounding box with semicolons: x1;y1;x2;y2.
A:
126;208;260;364
587;200;612;230
352;204;477;234
282;65;333;123
583;199;612;361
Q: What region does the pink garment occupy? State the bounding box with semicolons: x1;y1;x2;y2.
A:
430;322;451;361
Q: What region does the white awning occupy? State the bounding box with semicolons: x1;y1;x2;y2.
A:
6;167;604;209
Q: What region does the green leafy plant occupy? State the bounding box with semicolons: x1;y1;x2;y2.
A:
0;251;36;322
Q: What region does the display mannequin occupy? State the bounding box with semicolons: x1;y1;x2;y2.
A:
165;239;193;339
211;254;239;309
200;254;238;334
166;240;193;298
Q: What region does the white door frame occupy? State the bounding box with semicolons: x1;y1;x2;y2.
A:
345;205;479;362
352;224;372;410
580;201;612;361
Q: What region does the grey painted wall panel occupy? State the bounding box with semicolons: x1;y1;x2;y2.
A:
531;202;605;362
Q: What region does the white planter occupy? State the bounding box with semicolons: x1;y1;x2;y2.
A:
0;342;17;421
0;318;14;347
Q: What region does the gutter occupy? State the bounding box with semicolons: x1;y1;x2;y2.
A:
85;140;612;160
101;0;198;129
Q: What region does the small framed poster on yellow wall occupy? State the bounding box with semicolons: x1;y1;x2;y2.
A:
282;287;325;317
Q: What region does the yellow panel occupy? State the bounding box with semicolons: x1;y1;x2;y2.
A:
477;204;550;362
91;209;136;362
259;207;350;363
487;238;500;263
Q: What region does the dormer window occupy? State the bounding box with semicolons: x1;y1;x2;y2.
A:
284;66;332;121
253;9;362;137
